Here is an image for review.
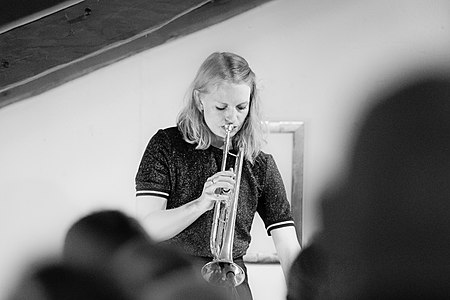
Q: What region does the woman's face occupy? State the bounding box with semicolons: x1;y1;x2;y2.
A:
197;82;251;141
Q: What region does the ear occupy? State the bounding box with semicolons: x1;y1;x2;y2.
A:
193;89;203;111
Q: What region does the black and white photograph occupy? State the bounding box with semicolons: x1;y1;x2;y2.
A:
1;0;450;299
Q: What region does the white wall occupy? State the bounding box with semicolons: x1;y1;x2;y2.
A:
1;0;450;299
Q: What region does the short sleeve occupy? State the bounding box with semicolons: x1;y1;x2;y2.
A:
135;130;172;199
257;154;295;236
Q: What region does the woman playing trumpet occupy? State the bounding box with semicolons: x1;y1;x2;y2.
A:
135;52;301;299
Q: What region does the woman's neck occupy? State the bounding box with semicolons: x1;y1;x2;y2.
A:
211;134;225;149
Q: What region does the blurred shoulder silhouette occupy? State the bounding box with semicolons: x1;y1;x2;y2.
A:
288;73;450;300
137;267;231;300
8;259;127;300
287;234;329;300
110;238;200;299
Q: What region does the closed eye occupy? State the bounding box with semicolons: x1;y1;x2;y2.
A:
216;106;226;111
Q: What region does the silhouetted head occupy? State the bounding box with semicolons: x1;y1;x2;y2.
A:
320;75;450;299
63;210;152;272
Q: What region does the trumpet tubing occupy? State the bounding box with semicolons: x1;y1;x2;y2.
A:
201;125;245;287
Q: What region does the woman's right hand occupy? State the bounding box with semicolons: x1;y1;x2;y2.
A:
197;170;235;211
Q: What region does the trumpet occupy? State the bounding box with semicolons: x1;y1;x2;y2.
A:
201;124;245;287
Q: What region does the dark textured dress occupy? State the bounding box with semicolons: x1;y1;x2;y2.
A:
135;126;295;258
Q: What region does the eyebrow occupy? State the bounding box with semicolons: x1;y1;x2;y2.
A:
217;101;249;106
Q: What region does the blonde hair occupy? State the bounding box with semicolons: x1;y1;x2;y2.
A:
177;52;265;163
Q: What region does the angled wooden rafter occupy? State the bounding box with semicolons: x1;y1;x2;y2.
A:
0;0;274;108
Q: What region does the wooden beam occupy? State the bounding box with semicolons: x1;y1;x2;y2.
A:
0;0;274;108
0;0;84;35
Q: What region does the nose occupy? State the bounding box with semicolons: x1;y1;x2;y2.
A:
224;107;237;123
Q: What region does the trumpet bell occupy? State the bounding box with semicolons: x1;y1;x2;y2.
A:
201;260;245;287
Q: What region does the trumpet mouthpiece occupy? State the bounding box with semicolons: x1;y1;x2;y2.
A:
223;124;237;132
